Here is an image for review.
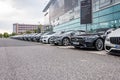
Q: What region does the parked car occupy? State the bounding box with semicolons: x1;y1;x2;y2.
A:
29;33;38;41
41;32;56;44
24;33;36;41
11;35;22;40
20;34;26;40
40;32;55;42
32;33;42;42
71;28;114;51
49;30;86;46
105;28;120;54
23;34;30;41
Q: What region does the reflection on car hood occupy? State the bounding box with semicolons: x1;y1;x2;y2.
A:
75;33;103;37
108;28;120;37
53;33;70;37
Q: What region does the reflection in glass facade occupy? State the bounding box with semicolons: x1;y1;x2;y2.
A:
44;0;120;32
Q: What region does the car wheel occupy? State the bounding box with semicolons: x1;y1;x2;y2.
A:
62;38;70;46
54;43;58;45
95;39;104;51
48;38;51;44
37;39;40;42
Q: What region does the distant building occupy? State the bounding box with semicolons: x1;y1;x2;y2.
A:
13;23;39;34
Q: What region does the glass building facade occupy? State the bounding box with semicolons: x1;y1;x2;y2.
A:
43;0;120;32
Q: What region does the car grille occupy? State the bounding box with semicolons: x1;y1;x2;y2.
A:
50;36;56;41
110;37;120;45
71;37;84;42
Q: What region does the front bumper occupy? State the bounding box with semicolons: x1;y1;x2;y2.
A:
71;38;94;48
32;37;36;41
36;37;41;42
54;39;62;45
42;38;49;43
105;40;120;53
49;38;62;45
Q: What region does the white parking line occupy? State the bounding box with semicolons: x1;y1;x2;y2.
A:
57;46;107;55
89;51;107;55
57;46;74;49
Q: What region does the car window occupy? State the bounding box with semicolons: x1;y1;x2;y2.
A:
74;31;86;35
47;32;55;35
63;31;74;34
92;28;110;34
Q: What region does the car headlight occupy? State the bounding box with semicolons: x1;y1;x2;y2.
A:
43;37;48;39
106;37;110;41
85;37;95;41
56;36;62;38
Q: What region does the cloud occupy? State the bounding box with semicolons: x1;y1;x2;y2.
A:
0;29;11;34
0;0;50;33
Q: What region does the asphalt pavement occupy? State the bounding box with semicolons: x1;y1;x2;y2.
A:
0;38;120;80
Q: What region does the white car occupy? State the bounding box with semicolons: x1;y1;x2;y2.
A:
41;32;56;44
105;28;120;54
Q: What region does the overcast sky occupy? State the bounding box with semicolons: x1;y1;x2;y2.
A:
0;0;50;33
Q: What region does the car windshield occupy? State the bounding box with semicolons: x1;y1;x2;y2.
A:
63;30;75;34
54;31;65;35
47;32;55;35
75;30;86;35
42;32;51;35
36;33;41;36
92;28;109;34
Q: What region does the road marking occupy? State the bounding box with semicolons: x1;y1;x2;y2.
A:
57;46;107;55
89;51;106;55
57;46;74;49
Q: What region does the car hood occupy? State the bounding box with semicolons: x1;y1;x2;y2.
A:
73;33;103;38
42;34;55;38
53;33;71;37
108;28;120;37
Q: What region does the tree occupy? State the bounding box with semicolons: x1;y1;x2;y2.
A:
11;32;17;36
3;32;9;38
20;32;24;34
0;33;3;38
34;29;38;33
26;30;32;34
38;24;42;33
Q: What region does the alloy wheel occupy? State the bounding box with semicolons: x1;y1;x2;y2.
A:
62;38;70;46
95;39;103;51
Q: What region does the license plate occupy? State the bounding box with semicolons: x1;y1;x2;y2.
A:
115;45;120;49
72;42;79;45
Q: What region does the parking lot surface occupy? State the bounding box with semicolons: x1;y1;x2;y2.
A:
0;38;120;80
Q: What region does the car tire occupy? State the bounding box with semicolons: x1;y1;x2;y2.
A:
62;38;70;46
48;38;51;44
95;39;104;51
37;39;39;42
54;43;58;45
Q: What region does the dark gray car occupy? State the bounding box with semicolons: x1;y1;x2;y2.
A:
71;28;114;51
49;30;86;46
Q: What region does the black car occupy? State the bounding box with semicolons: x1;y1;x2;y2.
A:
71;28;114;51
32;33;42;42
49;30;86;46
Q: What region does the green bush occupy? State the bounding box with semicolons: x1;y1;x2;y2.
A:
3;32;9;38
0;33;3;38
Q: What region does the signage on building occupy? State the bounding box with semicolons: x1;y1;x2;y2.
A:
80;0;92;24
